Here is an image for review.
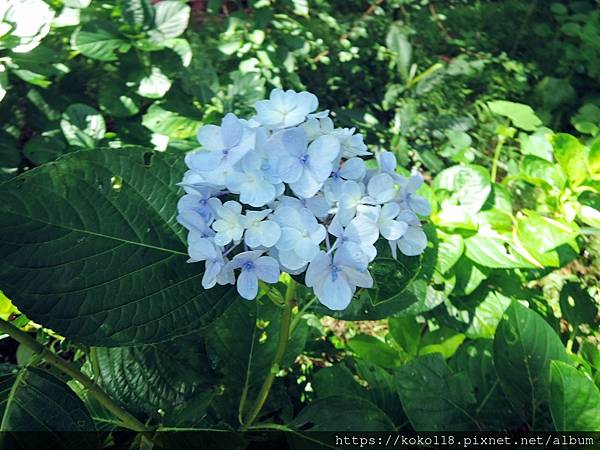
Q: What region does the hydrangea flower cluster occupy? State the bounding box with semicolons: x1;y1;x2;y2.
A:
177;89;430;310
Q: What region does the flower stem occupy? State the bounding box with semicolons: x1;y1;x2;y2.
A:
241;278;296;431
491;136;505;183
0;318;151;433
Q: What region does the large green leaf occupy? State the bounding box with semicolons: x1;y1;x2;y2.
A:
148;1;190;43
91;335;215;415
388;316;422;356
433;165;491;214
449;340;518;430
464;291;512;340
60;104;106;148
0;365;97;448
559;282;598;327
142;103;201;139
205;299;308;418
487;100;542;131
520;156;566;189
435;232;464;274
552;134;589;186
121;0;155;32
493;302;569;429
395;353;478;431
291;395;395;431
348;335;402;369
516;211;579;254
312;363;405;423
549;361;600;431
71;21;126;61
464;231;537;269
0;148;236;346
386;22;412;79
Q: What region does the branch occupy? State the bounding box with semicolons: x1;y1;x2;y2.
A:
0;318;151;433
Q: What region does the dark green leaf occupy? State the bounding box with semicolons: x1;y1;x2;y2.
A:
60;104;106;148
395;353;478;431
98;84;140;118
206;299;307;414
449;340;518;430
0;148;235;346
559;282;598;327
549;361;600;431
493;302;569;428
121;0;155;32
71;21;126;62
92;335;215;415
388;316;422;356
291;395;395;431
23;130;70;164
348;335;402;369
0;365;97;448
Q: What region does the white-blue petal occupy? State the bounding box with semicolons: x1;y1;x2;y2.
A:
315;274;353;311
237;270;259;300
255;256;280;283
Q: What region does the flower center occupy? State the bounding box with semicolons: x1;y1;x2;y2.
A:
242;261;255;271
299;154;310;165
330;264;341;281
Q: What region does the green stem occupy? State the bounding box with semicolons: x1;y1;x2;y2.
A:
491;136;505;183
0;318;151;433
241;279;296;431
289;296;316;334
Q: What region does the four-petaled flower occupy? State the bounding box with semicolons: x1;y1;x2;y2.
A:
254;89;318;128
306;247;373;310
225;251;281;300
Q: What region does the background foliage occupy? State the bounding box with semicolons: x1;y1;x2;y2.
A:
0;0;599;442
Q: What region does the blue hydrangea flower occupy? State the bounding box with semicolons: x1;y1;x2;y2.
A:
324;157;366;201
272;205;326;270
329;213;379;261
360;203;408;241
254;89;318;129
277;128;340;198
186;235;232;289
177;184;222;224
176;87;431;311
212;201;245;246
390;210;428;257
396;173;432;216
305;247;373;310
242;209;281;248
336;180;374;225
185;113;253;185
225;250;280;299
